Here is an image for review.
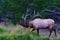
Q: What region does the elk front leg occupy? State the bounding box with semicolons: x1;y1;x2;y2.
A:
37;29;40;36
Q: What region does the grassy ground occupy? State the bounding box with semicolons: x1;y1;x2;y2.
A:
0;23;60;40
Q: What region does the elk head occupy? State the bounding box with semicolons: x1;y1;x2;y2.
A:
20;14;31;28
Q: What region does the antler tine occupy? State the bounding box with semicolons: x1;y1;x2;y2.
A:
21;8;29;21
24;14;29;21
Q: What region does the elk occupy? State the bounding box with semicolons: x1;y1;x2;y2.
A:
20;13;57;37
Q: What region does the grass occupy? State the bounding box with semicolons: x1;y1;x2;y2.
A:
0;26;59;40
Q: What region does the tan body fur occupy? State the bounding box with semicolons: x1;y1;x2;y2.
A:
29;18;54;29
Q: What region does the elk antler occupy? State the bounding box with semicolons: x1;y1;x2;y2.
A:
32;10;42;19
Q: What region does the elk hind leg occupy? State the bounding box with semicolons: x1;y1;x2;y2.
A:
52;27;57;37
49;26;53;37
49;29;53;37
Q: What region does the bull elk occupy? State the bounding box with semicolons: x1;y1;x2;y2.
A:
20;18;57;37
20;13;57;37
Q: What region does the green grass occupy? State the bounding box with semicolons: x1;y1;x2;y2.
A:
0;26;59;40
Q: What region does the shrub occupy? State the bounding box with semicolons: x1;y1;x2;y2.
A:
0;26;59;40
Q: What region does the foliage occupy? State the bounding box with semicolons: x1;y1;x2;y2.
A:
0;0;60;24
0;0;60;40
0;26;59;40
0;27;8;33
